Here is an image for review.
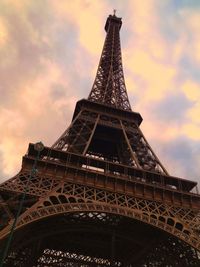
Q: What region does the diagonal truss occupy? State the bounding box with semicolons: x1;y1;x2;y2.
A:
52;109;100;155
88;14;131;111
52;103;167;174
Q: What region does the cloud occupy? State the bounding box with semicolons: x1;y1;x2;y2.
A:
178;8;200;64
158;136;200;182
0;17;8;46
50;0;109;55
149;92;194;124
125;50;176;101
0;0;200;188
0;1;81;181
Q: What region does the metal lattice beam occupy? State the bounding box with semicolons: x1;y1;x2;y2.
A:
88;15;131;111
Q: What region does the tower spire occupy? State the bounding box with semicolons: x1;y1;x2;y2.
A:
88;14;131;111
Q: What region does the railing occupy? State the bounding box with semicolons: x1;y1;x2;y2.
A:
27;143;198;195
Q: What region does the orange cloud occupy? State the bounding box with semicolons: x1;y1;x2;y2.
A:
0;57;77;181
182;80;200;102
0;108;26;177
0;17;8;46
182;124;200;140
51;0;110;55
125;50;176;101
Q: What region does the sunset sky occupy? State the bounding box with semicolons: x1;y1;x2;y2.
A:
0;0;200;186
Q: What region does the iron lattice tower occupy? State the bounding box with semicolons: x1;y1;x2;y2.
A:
1;13;200;267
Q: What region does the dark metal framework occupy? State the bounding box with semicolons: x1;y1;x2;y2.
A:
88;15;131;111
1;13;200;266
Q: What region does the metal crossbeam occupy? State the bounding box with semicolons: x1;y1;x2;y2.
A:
88;15;131;111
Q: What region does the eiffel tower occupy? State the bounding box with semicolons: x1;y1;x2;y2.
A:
1;12;200;267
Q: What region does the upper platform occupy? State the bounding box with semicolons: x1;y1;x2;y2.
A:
73;99;143;126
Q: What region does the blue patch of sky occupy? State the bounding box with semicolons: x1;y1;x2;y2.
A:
178;57;200;83
155;2;182;43
74;77;93;99
171;0;200;9
121;27;130;49
48;21;94;99
160;136;200;181
51;24;79;69
157;0;200;43
150;92;194;123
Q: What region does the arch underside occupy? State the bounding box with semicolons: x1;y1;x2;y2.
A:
1;179;200;266
1;211;200;267
3;180;200;248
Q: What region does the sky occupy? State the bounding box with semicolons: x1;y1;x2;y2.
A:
0;0;200;187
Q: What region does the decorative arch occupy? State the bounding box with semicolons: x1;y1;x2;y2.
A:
1;186;200;252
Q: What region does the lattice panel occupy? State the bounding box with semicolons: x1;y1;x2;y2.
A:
37;249;121;267
51;104;168;171
0;171;60;197
1;180;200;251
52;110;99;153
121;122;168;174
88;15;131;111
134;237;199;266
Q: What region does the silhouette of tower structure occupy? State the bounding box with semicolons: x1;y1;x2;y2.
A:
1;13;200;267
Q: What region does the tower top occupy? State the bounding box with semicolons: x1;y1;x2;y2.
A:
105;13;122;32
89;13;131;111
